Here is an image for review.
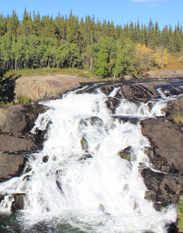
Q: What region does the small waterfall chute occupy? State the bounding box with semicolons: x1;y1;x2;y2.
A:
0;88;178;233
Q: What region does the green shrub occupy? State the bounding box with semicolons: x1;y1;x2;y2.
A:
178;199;183;231
17;96;31;104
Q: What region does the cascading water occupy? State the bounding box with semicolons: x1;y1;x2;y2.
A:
0;86;178;233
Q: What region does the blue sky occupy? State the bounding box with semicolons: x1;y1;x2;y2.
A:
0;0;182;29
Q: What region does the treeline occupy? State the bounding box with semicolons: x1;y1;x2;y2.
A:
0;9;183;77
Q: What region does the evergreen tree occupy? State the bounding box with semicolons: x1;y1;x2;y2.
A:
19;8;33;36
7;10;19;36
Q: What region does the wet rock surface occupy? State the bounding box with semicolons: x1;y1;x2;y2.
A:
0;103;46;152
140;93;183;214
0;103;47;183
0;103;46;133
0;152;26;182
141;168;183;205
141;117;183;174
11;193;25;212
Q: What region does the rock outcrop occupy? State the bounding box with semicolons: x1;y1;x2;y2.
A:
0;103;46;182
14;75;96;102
142;168;183;205
0;152;26;182
141;117;183;174
0;103;46;133
148;70;183;79
140;95;183;209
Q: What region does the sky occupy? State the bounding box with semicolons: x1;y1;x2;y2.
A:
0;0;182;30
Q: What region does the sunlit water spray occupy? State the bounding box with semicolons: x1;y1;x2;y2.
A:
0;88;177;232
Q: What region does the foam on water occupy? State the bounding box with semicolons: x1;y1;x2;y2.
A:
0;89;177;232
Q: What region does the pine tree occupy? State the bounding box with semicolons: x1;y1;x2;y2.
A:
7;10;19;36
32;11;41;36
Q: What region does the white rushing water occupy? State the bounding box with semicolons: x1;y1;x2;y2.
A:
0;88;177;233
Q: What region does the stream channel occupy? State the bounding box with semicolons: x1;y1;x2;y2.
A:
0;81;182;233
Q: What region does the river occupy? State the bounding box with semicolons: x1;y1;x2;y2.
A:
0;85;178;233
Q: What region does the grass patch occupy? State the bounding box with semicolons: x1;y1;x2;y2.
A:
0;101;14;107
178;199;183;231
151;52;183;71
2;68;98;80
17;96;31;104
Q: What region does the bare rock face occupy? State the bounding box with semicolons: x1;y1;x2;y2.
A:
14;75;95;102
0;103;46;133
0;103;47;183
148;70;183;79
141;168;183;205
0;103;46;153
140;100;183;208
141;118;183;174
0;152;26;182
0;135;37;153
121;83;160;102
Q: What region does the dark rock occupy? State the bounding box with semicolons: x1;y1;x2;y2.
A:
79;153;93;162
89;116;103;126
118;146;132;161
42;155;49;163
114;115;142;124
0;135;37;153
80;136;89;152
141;117;183;174
11;194;25;212
145;190;157;202
122;84;160;102
101;85;122;97
105;97;121;113
0;103;48;154
56;180;64;193
23;175;31;181
0;103;46;134
0;194;4;203
0;152;26;182
141;168;183;205
166;222;179;233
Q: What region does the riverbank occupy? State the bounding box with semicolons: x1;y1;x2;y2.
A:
2;69;183;104
2;74;98;104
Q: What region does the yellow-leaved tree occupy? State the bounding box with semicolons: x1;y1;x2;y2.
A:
153;47;169;68
136;43;153;70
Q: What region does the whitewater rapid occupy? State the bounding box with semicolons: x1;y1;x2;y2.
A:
0;87;177;233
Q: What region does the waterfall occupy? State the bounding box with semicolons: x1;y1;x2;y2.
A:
0;87;177;233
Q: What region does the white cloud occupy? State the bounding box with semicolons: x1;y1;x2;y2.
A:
151;3;158;7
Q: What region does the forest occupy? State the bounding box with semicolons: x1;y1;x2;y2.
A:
0;9;183;78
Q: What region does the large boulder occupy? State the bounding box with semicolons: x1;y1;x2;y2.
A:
0;103;47;153
141;168;183;205
14;75;96;102
0;135;37;152
0;152;26;182
0;103;46;134
141;117;183;174
121;83;160;102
